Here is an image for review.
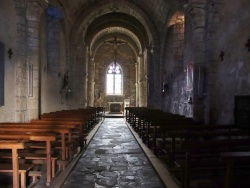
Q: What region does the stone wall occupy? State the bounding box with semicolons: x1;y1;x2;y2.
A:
162;22;192;117
0;0;74;122
0;0;16;122
93;43;136;111
161;0;250;124
210;0;250;124
1;0;250;124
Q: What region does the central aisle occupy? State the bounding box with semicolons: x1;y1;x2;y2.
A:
62;118;165;188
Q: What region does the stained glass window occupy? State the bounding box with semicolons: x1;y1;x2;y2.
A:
106;63;122;95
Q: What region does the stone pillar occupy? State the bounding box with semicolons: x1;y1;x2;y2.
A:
145;48;153;108
187;1;206;123
204;0;223;124
152;46;162;109
87;56;95;106
135;63;139;106
142;75;148;107
85;46;89;107
14;1;28;122
137;56;144;106
143;50;148;107
26;1;44;121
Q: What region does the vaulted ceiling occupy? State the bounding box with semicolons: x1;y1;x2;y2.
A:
50;0;186;62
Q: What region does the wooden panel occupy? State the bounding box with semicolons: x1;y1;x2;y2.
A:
0;42;4;106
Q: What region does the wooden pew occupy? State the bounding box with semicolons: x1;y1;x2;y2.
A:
125;107;250;188
175;133;250;188
30;119;85;157
220;151;250;188
132;114;245;187
0;132;56;186
34;118;86;149
151;124;236;157
43;108;98;129
0;121;81;178
0;140;34;188
0;123;73;161
142;118;195;147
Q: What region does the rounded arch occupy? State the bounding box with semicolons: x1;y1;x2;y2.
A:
161;10;185;74
91;27;142;58
168;11;185;27
69;0;159;52
84;12;148;49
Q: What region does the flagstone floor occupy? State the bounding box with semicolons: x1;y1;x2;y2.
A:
33;117;180;188
61;118;166;188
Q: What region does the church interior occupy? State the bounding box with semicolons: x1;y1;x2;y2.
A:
1;0;250;187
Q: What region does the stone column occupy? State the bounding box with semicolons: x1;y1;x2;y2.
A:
187;1;206;122
145;48;153;108
137;56;144;106
152;47;162;109
142;75;148;107
26;1;44;121
135;63;139;106
14;1;28;122
204;0;223;124
87;56;95;106
143;50;148;107
84;46;89;107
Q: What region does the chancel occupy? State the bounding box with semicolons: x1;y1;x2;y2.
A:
1;0;250;188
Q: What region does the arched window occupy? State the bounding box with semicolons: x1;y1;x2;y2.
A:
106;63;122;95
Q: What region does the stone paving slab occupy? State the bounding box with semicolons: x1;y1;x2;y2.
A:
62;118;165;188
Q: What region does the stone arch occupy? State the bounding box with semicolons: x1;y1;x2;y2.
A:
91;29;141;59
169;11;185;64
84;12;148;50
70;0;157;49
161;11;185;80
68;0;160;109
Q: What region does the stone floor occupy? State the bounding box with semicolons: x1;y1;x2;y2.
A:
61;118;166;188
32;117;180;188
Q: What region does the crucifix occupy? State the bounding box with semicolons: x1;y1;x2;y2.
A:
245;39;250;51
220;51;225;61
103;36;127;72
8;48;13;59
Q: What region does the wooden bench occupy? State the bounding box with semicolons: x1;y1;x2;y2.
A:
33;118;86;149
0;151;60;179
41;108;98;129
179;136;250;188
0;132;56;186
0;140;33;188
0;163;34;188
28;170;42;184
151;124;236;160
30;119;84;150
0;123;73;161
0;122;81;180
40;114;93;132
220;151;250;188
134;118;248;187
125;107;250;188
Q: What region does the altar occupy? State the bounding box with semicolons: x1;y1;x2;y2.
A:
107;102;123;113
